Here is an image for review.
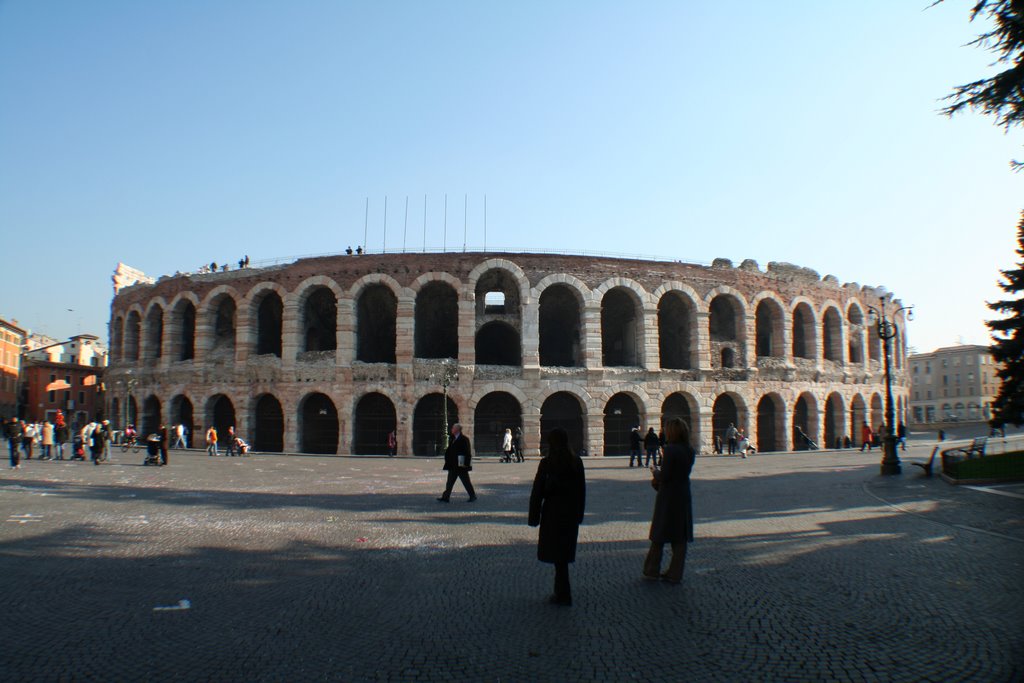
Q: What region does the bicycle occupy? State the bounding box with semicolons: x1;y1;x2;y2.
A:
120;436;141;454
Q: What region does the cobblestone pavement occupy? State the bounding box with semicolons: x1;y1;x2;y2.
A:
1;443;1021;682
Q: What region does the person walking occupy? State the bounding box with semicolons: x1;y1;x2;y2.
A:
225;426;237;456
54;418;68;460
5;417;23;469
41;420;54;460
501;428;513;463
90;421;108;466
860;422;873;452
513;427;524;463
387;429;397;457
629;427;643;467
725;423;738;455
437;423;476;502
172;423;186;449
21;421;36;460
643;427;660;467
643;417;696;584
528;428;586;607
897;422;907;451
158;424;169;466
206;426;218;456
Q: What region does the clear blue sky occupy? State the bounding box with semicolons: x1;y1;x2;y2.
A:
0;1;1019;353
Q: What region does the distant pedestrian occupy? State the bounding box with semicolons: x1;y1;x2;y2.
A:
643;427;660;467
206;426;218;456
643;417;695;584
860;422;873;452
159;424;169;466
502;428;513;463
21;421;35;460
5;417;23;468
41;421;54;460
629;427;643;467
225;426;237;456
172;423;187;449
54;419;69;460
437;423;476;502
513;427;524;462
897;422;907;451
725;423;738;455
90;422;108;465
387;429;397;457
528;427;586;606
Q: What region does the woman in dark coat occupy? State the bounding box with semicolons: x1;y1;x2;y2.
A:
528;428;586;606
643;417;695;584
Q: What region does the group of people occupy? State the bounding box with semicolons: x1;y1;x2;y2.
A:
196;256;250;274
3;413;118;467
438;419;696;607
500;427;525;463
628;426;664;468
204;425;250;457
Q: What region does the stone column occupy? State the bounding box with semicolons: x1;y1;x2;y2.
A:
698;407;714;454
695;312;712;371
586;410;604;457
235;308;253;364
522;406;541;458
281;301;300;369
521;296;540;370
641;306;659;370
742;314;756;369
582;304;602;369
337;298;355;367
457;297;474;364
395;295;415;365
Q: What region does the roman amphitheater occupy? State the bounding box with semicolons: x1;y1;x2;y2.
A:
105;252;910;457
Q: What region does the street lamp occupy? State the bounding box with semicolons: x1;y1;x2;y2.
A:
867;297;913;476
430;359;458;453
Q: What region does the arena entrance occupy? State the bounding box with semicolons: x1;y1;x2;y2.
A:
473;392;522;457
756;394;786;452
353;393;397;455
540;392;585;455
208;395;236;444
604;393;642;456
253;394;284;453
141;395;161;436
299;393;339;454
412;393;459;456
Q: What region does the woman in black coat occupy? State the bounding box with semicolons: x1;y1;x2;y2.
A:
528;428;586;606
643;417;695;584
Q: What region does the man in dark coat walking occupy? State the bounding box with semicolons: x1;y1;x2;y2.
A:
437;423;477;502
529;428;586;606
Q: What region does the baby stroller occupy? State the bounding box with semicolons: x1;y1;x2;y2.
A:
143;434;162;466
234;436;251;456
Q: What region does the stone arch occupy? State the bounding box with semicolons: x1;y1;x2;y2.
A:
850;394;867;446
868;323;882;363
297;286;338;354
205;394;236;446
353;392;397;455
168;292;199;361
124;309;142;361
540;390;587;456
537;279;587;368
712;392;748;451
604;392;644;456
246;283;287;358
821;304;844;363
599;284;645;367
824;392;845;449
169;394;194;442
753;294;786;359
414;281;459;360
202;288;239;357
662;391;699;447
756;393;786;452
659;286;700;368
791;299;817;360
141;394;161;435
475;321;521;365
793;392;819;450
412;392;459;456
870;393;884;430
126;394;138;428
143;301;165;361
252;393;284;453
469;261;528;318
847;302;865;364
473;391;522;456
298;392;339;454
355;282;398;363
706;288;747;369
110;315;125;362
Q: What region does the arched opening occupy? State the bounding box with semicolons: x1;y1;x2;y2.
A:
822;307;843;362
847;304;864;364
538;284;582;367
126;395;138;428
755;299;785;358
603;393;642;456
169;395;194;444
850;394;867;446
662;392;697;447
793;393;819;450
299;393;339;454
658;292;695;369
412;393;458;456
125;311;141;361
208;395;236;445
474;269;522;318
353;392;396;455
473;391;522;456
110;397;120;429
144;306;163;360
303;287;337;353
824;393;844;448
792;302;816;360
210;296;237;355
141;395;161;436
712;394;743;450
110;316;124;361
176;301;196;361
356;284;397;363
709;295;738;342
601;287;641;367
870;394;884;431
475;321;521;365
756;394;786;452
253;394;284;453
540;392;585;455
868;324;882;363
255;292;283;357
414;282;458;359
721;348;736;368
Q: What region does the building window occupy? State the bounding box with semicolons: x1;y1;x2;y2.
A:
955;373;960;384
49;373;56;383
78;391;85;404
927;390;932;399
943;375;948;386
914;391;920;400
48;390;55;402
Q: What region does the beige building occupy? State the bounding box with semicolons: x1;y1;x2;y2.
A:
908;344;999;424
25;333;108;368
0;317;27;418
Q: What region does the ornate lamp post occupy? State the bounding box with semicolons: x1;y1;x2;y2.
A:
431;360;458;454
867;297;913;475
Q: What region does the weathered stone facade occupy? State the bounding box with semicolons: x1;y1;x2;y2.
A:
105;252;910;456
